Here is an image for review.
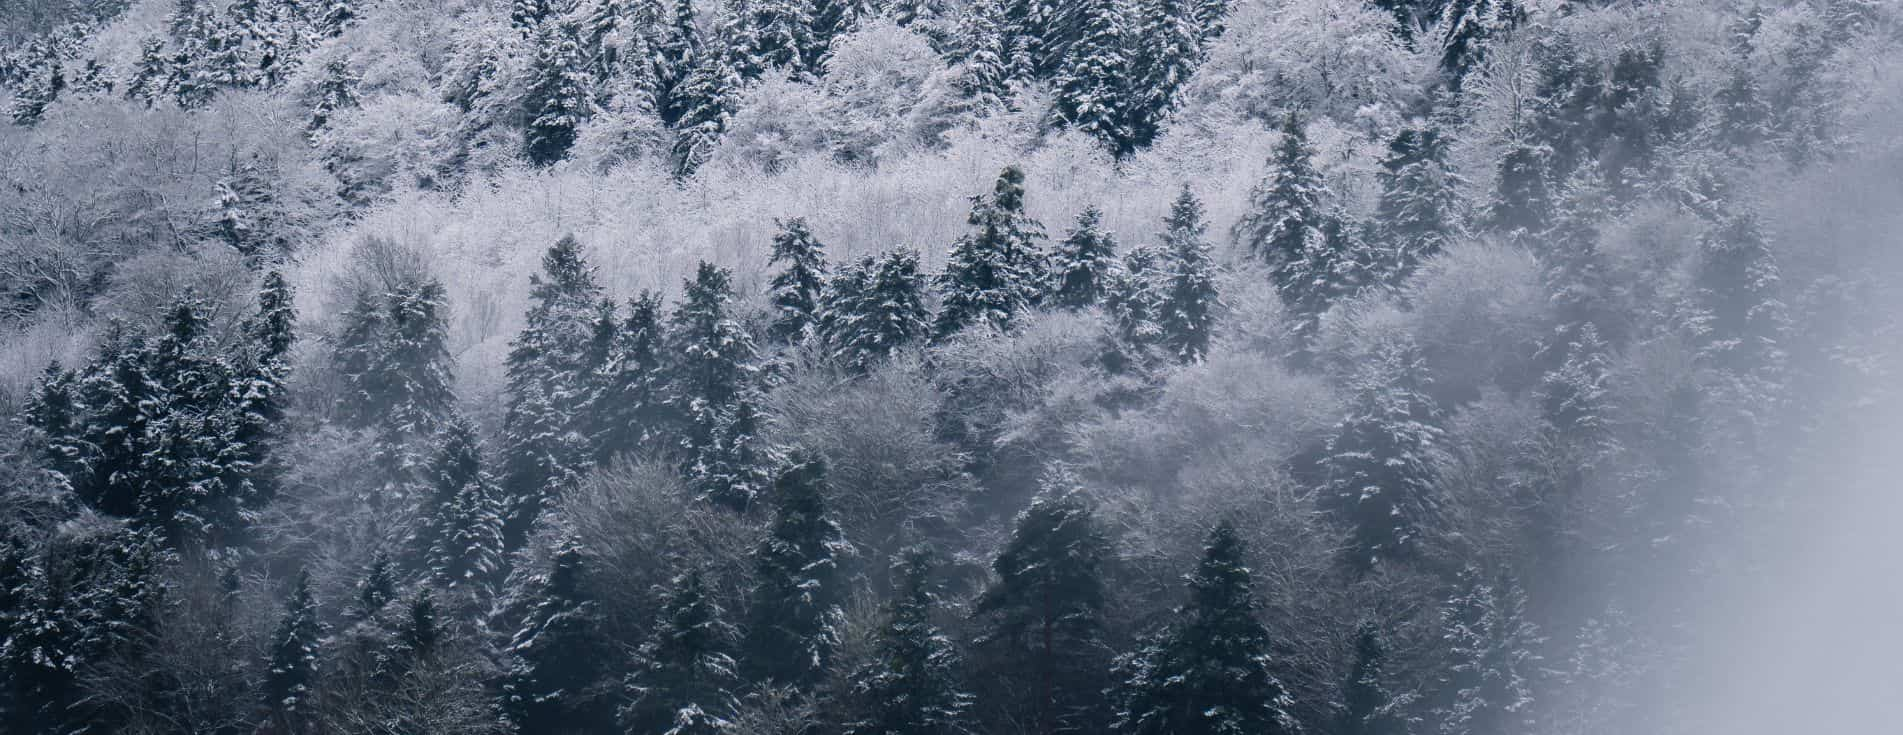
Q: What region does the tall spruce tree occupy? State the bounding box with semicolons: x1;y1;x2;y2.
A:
1048;206;1118;310
1049;0;1129;154
1341;622;1406;735
935;166;1048;339
1434;569;1540;735
657;0;704;125
589;291;673;458
524;22;596;166
502;537;618;733
668;261;759;465
1236;114;1328;270
1435;0;1521;93
1111;522;1295;735
687;388;777;511
263;569;323;730
1485;139;1551;236
767;217;829;345
972;468;1111;735
125;37;172;105
844;546;972;735
1692;209;1788;381
501;235;606;546
1374;123;1462;288
621;569;740;735
820;248;932;373
742;455;854;688
1125;0;1201;149
1155;186;1219;363
1321;336;1445;574
671;23;742;177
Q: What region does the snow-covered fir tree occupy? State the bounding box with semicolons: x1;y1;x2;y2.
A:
1691;208;1788;382
524;22;596;166
1341;622;1407;735
307;59;360;135
589;291;673;458
766;217;829;345
621;569;740;735
1049;0;1129;154
502;536;619;733
1155;186;1219;363
1124;0;1201;149
667;260;760;473
124;37;172;105
671;21;743;177
263;569;323;729
844;545;972;735
1236;114;1329;270
972;467;1111;735
1111;521;1296;735
687;387;777;511
1047;206;1118;310
1321;334;1445;574
935;165;1048;339
820;247;933;373
742;454;854;688
501;235;606;546
1433;569;1541;735
1374;122;1462;288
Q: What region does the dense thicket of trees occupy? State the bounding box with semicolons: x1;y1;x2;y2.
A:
1;0;1900;733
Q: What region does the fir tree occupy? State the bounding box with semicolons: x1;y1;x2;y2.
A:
501;235;606;546
1374;123;1462;288
589;291;672;459
503;537;618;733
1155;186;1219;363
350;551;397;621
308;59;360;135
1713;64;1770;152
739;0;812;76
621;569;740;735
524;22;596;166
370;279;459;436
2;546;79;734
934;166;1048;339
124;37;171;105
1125;0;1201;149
1434;569;1540;735
670;33;741;177
657;0;705;125
742;455;854;688
1322;335;1445;574
319;0;355;37
687;388;777;511
10;58;63;126
1111;522;1295;735
1692;210;1788;380
24;363;86;493
1048;206;1118;310
513;0;557;35
1435;0;1521;93
1485;139;1551;236
844;546;972;735
667;261;758;466
1236;114;1328;269
1049;0;1129;154
263;569;323;728
952;0;1012;113
213;162;284;260
820;248;932;373
1341;622;1406;735
423;416;506;599
973;468;1111;735
767;217;829;345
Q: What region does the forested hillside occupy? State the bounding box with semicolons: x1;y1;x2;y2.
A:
1;0;1900;733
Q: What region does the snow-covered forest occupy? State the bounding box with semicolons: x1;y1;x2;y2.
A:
1;0;1900;732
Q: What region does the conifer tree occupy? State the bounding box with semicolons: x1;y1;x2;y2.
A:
10;58;63;126
370;279;458;436
952;0;1011;113
308;59;360;135
263;569;323;729
1049;0;1129;153
1111;522;1295;735
2;546;79;734
667;260;758;464
1434;569;1540;735
1341;622;1405;735
319;0;355;37
590;291;672;458
501;236;606;546
1692;210;1788;380
1236;114;1328;269
203;19;251;89
687;389;777;511
1125;0;1201;149
350;551;397;621
423;416;506;599
1541;162;1618;348
1155;186;1219;363
671;30;742;177
524;23;596;166
973;469;1111;735
657;0;704;125
503;537;618;733
124;37;171;105
935;166;1048;339
1485;140;1551;236
24;363;86;494
1435;0;1521;93
1374;123;1462;288
1322;336;1445;573
1713;64;1771;152
820;248;932;373
743;455;854;688
621;569;740;735
739;0;812;76
767;217;829;345
512;0;557;35
844;546;972;735
1048;206;1118;310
